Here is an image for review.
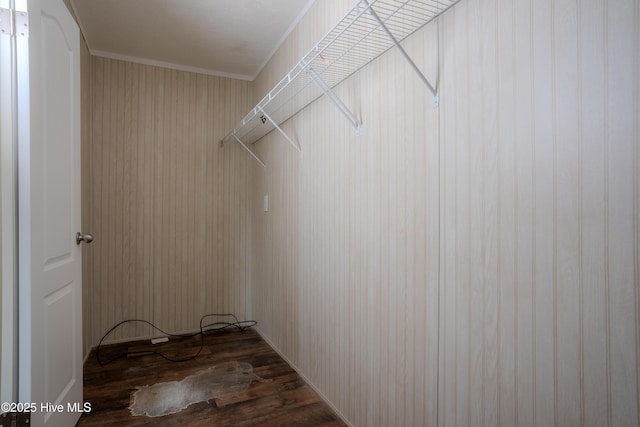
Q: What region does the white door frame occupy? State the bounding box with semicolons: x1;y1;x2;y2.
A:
16;0;33;404
0;0;18;405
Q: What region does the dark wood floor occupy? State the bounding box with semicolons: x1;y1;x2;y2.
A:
78;328;346;426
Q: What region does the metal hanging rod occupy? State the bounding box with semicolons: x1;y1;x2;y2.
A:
220;0;461;167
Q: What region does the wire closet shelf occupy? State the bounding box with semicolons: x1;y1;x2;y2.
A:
220;0;460;167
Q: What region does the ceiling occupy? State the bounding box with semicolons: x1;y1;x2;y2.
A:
70;0;315;81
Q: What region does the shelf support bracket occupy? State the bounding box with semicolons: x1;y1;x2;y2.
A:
257;107;302;153
364;0;438;99
231;134;266;169
304;65;364;136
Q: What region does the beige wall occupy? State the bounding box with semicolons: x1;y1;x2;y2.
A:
83;57;251;349
250;1;441;425
439;0;638;425
251;1;439;425
248;0;640;425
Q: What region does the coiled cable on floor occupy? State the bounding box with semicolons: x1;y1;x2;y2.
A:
96;313;257;366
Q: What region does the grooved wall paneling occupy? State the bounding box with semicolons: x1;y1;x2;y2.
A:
249;1;441;425
86;57;250;348
438;0;639;425
248;0;640;425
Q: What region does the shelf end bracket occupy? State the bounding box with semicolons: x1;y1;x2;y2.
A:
231;134;267;169
304;66;363;136
257;107;302;153
365;0;438;99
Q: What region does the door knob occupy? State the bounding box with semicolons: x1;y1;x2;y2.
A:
76;232;94;245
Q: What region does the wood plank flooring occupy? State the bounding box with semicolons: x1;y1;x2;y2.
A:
78;328;346;426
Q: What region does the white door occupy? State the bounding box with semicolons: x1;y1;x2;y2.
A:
17;0;83;425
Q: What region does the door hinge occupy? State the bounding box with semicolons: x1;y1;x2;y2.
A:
0;7;28;37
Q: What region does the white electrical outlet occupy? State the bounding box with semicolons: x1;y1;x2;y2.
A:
263;195;269;212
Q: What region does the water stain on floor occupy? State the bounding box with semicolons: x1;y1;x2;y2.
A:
129;361;263;417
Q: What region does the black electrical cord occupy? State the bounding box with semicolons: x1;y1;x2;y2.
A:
96;313;257;366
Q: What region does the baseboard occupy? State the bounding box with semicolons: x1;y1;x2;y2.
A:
254;327;353;427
